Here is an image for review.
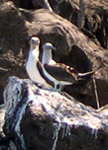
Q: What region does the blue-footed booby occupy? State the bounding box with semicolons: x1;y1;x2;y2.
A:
26;37;51;87
41;43;95;91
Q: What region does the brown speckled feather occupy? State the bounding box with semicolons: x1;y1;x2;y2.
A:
44;63;78;83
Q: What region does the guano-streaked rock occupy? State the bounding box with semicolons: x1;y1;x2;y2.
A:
3;76;108;150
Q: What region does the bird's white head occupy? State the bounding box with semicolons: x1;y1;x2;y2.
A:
30;36;40;51
42;42;56;65
42;43;56;52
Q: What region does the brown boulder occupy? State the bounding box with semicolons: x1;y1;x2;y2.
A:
3;76;108;150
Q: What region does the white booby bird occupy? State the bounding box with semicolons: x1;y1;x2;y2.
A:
41;43;95;91
26;37;51;87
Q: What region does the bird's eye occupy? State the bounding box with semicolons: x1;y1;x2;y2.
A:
31;37;39;45
48;46;51;49
31;39;37;45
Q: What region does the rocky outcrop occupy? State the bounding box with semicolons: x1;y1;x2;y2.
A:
0;1;108;150
6;0;108;49
54;0;108;49
3;76;108;150
0;2;108;108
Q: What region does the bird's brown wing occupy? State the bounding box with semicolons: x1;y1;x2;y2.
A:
44;63;78;83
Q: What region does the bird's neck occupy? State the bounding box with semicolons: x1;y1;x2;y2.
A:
28;47;39;62
42;50;52;64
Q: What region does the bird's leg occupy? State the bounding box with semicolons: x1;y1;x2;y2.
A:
49;83;58;91
50;84;64;92
53;83;58;90
58;84;63;91
52;84;62;92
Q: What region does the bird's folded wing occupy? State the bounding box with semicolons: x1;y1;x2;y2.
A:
44;63;78;82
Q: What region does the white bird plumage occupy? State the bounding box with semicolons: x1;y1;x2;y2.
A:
26;37;51;87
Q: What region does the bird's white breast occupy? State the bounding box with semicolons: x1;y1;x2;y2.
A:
26;52;50;87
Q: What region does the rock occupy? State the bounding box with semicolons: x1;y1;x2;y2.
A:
0;2;108;108
2;0;108;48
12;0;33;9
0;2;28;104
0;106;9;150
31;0;53;11
57;0;108;49
3;76;108;150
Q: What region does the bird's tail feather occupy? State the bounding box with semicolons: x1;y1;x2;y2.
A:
78;71;95;80
78;68;102;80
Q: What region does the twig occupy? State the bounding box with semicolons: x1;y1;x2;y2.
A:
93;77;100;109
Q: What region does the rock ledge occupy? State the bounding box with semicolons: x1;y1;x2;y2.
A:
3;76;108;150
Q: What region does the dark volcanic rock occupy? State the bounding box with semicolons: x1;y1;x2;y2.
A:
0;107;9;150
0;2;28;104
1;1;108;150
57;0;108;49
0;2;108;108
3;76;108;150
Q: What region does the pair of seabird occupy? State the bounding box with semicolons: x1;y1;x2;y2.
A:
26;37;94;91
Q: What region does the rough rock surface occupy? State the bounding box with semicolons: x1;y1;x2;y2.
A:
57;0;108;49
0;0;108;150
0;1;108;148
0;1;108;108
6;0;108;49
3;76;108;150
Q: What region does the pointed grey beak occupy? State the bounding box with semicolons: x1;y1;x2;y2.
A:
52;46;56;51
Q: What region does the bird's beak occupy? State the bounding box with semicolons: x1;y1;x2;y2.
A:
52;46;56;51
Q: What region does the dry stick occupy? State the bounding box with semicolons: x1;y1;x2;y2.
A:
93;77;100;109
32;0;53;11
43;0;53;11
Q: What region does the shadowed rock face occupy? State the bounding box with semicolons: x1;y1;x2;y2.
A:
56;0;108;49
0;1;108;149
0;2;29;104
3;76;108;150
2;0;108;47
0;1;108;108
